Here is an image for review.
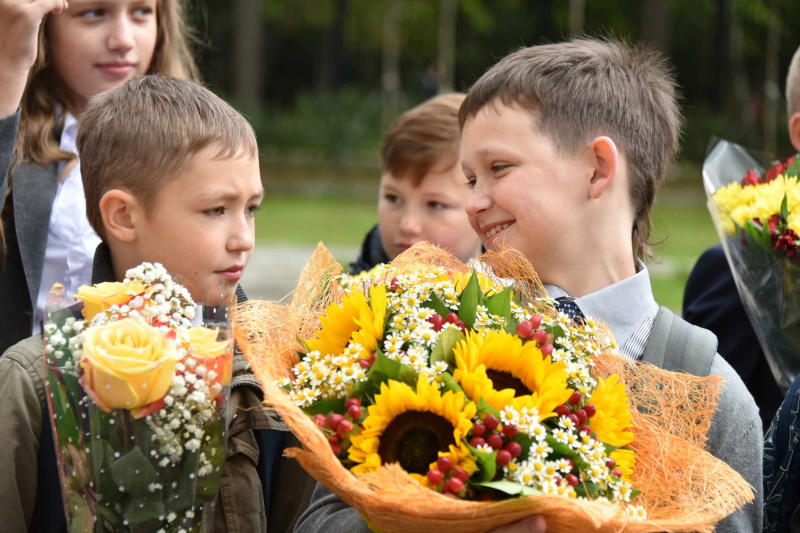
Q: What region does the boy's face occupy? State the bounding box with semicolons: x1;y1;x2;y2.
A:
132;145;263;305
378;165;482;262
460;103;589;276
48;0;158;115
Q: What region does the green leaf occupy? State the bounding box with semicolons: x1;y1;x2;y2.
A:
782;194;790;221
438;372;463;394
303;397;346;416
422;292;450;317
350;350;418;398
457;273;483;328
429;328;465;367
786;156;800;177
472;479;541;497
110;447;159;497
574;480;602;498
485;287;513;321
475;396;501;419
467;443;497;482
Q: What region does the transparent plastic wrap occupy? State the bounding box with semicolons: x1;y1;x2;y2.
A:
704;140;800;391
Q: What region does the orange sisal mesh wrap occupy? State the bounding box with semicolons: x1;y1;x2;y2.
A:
234;243;753;532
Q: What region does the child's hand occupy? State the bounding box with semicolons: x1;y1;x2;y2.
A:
489;516;547;533
0;0;68;117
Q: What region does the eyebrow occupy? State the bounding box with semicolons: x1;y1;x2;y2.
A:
195;188;264;203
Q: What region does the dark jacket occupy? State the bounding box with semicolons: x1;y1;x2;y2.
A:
683;244;783;426
349;224;389;275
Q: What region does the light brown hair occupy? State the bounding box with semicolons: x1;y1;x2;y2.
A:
77;75;257;239
381;93;465;186
459;39;681;262
787;46;800;116
14;0;200;169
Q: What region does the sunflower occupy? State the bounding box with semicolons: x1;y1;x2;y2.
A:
450;271;504;296
348;376;477;477
610;448;635;481
306;284;386;359
586;374;634;448
452;330;572;418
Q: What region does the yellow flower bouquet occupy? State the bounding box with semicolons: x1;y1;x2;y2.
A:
43;263;233;531
234;243;752;532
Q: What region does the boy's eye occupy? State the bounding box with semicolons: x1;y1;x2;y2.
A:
465;176;476;189
427;201;447;210
247;205;262;217
204;207;226;217
491;163;511;173
384;193;401;205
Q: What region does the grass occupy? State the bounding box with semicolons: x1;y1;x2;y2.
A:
256;180;720;312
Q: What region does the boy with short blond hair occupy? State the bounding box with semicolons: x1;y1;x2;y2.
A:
351;92;481;273
0;75;314;531
296;39;760;533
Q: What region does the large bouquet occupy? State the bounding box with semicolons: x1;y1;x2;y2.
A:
44;263;233;531
705;140;800;390
235;244;752;532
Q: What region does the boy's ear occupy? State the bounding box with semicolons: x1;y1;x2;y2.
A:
99;189;140;243
789;112;800;153
587;136;619;200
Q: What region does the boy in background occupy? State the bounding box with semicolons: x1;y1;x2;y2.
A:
0;75;314;531
350;93;482;273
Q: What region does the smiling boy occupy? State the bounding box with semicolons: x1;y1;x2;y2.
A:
0;75;314;531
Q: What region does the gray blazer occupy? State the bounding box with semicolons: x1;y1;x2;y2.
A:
0;111;60;352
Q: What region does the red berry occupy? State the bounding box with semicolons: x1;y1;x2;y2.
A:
496;450;512;467
504;441;522;458
553;475;562;485
443;491;457;499
457;320;466;331
575;409;587;425
532;330;549;344
452;468;470;482
554;404;571;418
347;404;362;419
567;414;580;427
469;436;486;448
516;320;533;339
605;459;616;468
486;433;504;450
327;413;344;429
358;353;376;368
579;425;591;435
583;403;596;417
336;419;353;437
345;397;361;408
427;314;444;331
484;415;499;431
445;477;464;493
502;423;518;438
566;474;579;487
472;423;487;437
312;414;327;428
426;469;444;485
529;315;542;329
330;442;342;456
568;391;583;405
611;469;622;478
328;433;342;444
445;312;460;324
437;456;453;473
390;276;399;289
540;343;554;357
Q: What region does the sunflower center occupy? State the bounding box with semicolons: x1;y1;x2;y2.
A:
486;369;531;396
377;411;456;474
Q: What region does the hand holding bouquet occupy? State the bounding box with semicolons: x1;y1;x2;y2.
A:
235;244;751;532
44;263;233;532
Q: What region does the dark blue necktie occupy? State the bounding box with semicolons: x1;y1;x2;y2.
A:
555;296;585;323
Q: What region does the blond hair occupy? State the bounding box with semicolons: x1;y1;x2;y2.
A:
14;0;199;169
77;76;257;239
382;93;465;185
787;46;800;116
459;39;681;262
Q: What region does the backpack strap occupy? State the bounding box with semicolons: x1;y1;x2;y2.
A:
641;306;718;376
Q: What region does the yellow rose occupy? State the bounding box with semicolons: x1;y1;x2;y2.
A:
74;281;146;322
80;318;181;411
187;326;233;395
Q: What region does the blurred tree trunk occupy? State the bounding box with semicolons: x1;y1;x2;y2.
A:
711;0;731;112
730;7;757;138
437;0;456;93
568;0;585;37
382;0;402;129
233;0;264;111
639;0;671;52
319;0;350;91
764;0;780;155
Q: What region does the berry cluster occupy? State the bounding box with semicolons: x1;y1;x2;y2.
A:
515;315;554;357
313;397;363;456
553;391;596;438
427;311;466;332
468;414;522;467
425;456;470;497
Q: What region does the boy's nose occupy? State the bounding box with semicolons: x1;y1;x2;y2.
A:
399;210;422;236
227;217;255;253
465;189;491;218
